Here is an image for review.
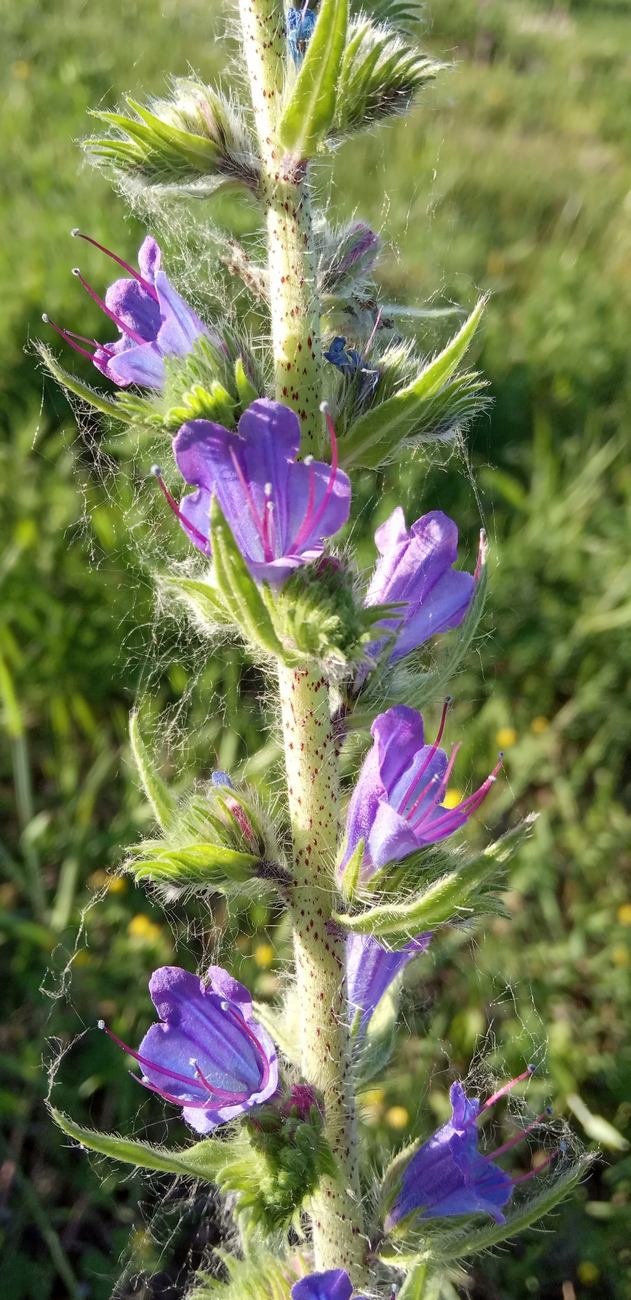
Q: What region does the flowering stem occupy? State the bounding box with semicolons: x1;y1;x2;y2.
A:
278;663;367;1279
238;0;323;454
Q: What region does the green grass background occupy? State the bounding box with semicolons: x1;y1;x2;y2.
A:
1;0;630;1296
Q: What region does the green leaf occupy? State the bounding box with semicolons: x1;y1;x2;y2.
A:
380;1156;595;1265
234;356;259;408
51;1108;228;1182
161;574;231;627
129;711;176;832
333;819;536;944
189;1249;294;1300
566;1092;629;1151
333;19;441;139
341;297;487;468
210;497;299;664
339;837;364;903
279;0;348;159
131;840;259;888
36;343;123;418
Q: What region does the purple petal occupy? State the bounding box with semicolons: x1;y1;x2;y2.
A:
137;235;161;284
346;931;431;1033
367;800;419;872
155;269;207;355
372;705;426;794
392;569;475;660
102;340;166;388
292;1271;354;1300
104;278;161;340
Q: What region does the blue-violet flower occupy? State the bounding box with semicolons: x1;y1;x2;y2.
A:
170;397;351;584
292;1270;367;1300
339;702;502;879
385;1068;550;1229
99;964;278;1134
366;507;476;662
287;4;318;66
44;231;206;388
346;931;431;1037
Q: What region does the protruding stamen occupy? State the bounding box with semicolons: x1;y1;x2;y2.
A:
397;697;452;817
481;1064;536;1114
364;306;383;358
99;1020;205;1088
411;741;462;829
72;267;148;345
228;448;273;562
289;403;340;554
222;1004;271;1094
151;466;210;551
42;313;99;361
190;1058;251;1102
71;229;159;301
510;1149;558;1185
417;752;503;837
488;1111;551;1159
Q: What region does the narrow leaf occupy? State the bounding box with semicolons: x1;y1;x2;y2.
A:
341;297;487;468
129;711;176;832
161;574;231;626
280;0;348;158
37;343;123;418
51;1108;227;1181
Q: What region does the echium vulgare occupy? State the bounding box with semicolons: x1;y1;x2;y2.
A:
45;0;589;1295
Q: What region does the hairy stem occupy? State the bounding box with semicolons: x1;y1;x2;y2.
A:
238;0;323;453
278;663;367;1277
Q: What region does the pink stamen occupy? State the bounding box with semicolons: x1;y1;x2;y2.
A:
416;754;503;837
191;1059;251;1103
42;313;98;362
510;1150;557;1185
72;268;148;345
364;307;382;358
410;742;462;829
71;229;159;301
151;466;210;551
481;1064;536;1114
98;1020;202;1089
223;1004;271;1094
130;1073;223;1110
488;1111;551;1159
397;698;452;816
228;448;273;561
289;403;339;554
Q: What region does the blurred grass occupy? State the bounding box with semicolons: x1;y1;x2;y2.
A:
1;0;630;1296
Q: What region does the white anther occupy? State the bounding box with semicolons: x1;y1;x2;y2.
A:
264;481;273;497
319;400;330;414
303;454;314;466
97;1019;105;1030
71;267;81;276
220;999;230;1011
150;464;163;478
70;228;80;237
41;313;49;323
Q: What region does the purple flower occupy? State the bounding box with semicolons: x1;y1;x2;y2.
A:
324;336;364;377
44;231;206;388
366;508;476;662
287;4;318;66
99;964;278;1134
346;931;431;1036
339;703;502;880
292;1271;367;1300
170;398;351;584
385;1068;546;1230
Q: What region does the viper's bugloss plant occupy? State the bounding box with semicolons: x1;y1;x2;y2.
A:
44;0;591;1294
